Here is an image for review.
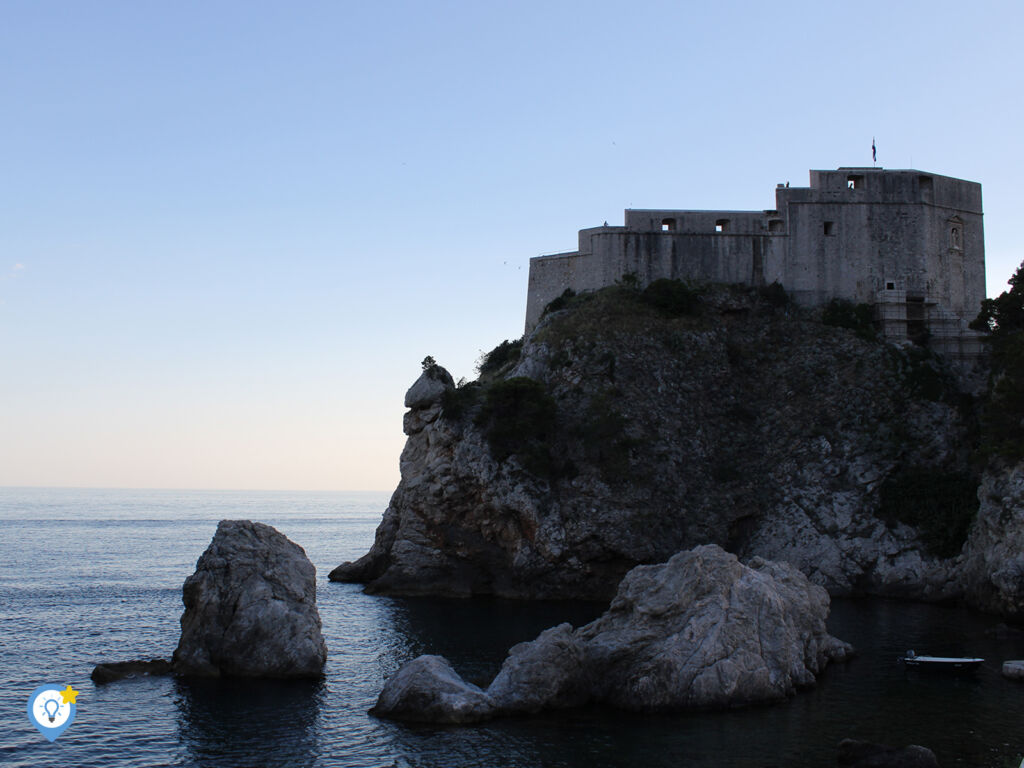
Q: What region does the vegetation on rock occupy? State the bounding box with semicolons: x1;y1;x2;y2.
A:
877;468;979;558
477;339;523;377
972;261;1024;461
474;377;560;479
821;298;876;340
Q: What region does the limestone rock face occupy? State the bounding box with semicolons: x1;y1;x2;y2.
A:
960;462;1024;619
372;545;851;722
370;655;491;723
404;365;454;409
333;287;973;602
172;520;327;678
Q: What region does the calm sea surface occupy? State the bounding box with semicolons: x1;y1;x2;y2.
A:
1;488;1022;767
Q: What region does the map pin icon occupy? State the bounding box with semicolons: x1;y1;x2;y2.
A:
27;685;76;742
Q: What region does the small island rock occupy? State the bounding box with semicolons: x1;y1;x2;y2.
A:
172;520;327;678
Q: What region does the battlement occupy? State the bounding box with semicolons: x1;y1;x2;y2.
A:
525;167;986;363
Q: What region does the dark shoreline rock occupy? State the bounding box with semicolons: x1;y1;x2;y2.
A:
372;545;852;722
91;659;172;684
837;739;940;767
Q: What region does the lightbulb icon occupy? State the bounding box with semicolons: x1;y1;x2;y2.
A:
27;684;77;741
43;698;60;723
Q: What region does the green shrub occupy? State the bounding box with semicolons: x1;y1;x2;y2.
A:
894;346;951;403
641;279;700;317
972;261;1024;462
543;288;577;316
477;339;523;376
617;272;640;290
876;468;979;558
980;332;1024;460
758;281;789;308
822;298;876;340
475;378;559;479
440;381;483;421
571;395;636;483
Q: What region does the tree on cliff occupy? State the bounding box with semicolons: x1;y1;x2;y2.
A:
973;260;1024;459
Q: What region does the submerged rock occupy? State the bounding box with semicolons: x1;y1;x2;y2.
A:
90;659;172;684
172;520;327;679
1002;660;1024;681
836;739;940;767
372;545;851;722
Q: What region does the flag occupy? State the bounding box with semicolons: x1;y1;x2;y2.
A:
872;138;877;163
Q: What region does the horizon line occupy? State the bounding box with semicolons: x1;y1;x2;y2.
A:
0;485;392;494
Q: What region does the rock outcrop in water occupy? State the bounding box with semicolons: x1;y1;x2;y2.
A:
372;545;852;722
333;284;983;603
836;739;940;768
90;659;172;684
172;520;327;678
959;461;1024;620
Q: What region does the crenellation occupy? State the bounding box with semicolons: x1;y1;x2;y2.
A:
525;166;987;364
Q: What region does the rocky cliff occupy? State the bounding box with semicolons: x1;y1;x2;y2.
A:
333;283;1003;607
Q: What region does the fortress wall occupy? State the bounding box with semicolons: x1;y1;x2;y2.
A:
526;231;786;332
525;251;605;332
624;209;773;236
526;168;986;339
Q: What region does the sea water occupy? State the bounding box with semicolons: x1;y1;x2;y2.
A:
0;488;1022;767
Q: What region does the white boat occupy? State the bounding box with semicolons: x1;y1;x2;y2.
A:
900;650;984;671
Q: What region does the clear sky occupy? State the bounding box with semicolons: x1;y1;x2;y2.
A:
2;0;1022;491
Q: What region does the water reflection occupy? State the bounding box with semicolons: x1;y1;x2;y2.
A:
174;677;324;768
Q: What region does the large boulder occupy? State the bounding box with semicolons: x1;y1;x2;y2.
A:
372;545;851;721
576;544;852;710
172;520;327;678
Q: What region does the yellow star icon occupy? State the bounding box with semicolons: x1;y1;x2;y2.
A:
59;685;78;705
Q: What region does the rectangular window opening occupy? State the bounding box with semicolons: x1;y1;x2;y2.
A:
768;219;784;233
823;221;835;236
886;281;896;290
715;219;729;233
661;218;676;232
847;175;864;190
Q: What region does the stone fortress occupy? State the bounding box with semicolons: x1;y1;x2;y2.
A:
525;167;986;361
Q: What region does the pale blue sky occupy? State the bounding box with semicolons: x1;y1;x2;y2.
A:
2;1;1022;490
